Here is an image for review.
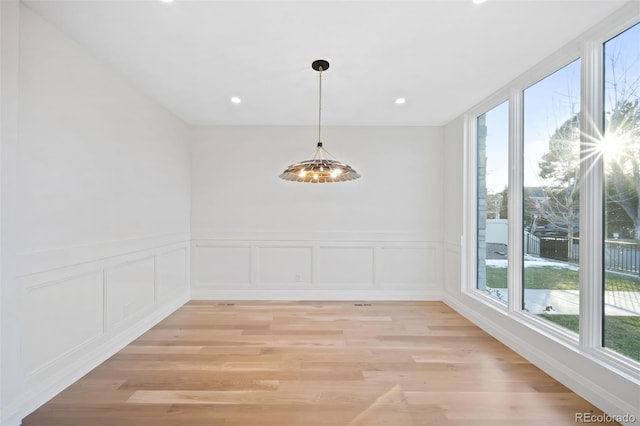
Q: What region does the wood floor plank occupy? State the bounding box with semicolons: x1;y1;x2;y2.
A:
22;301;620;425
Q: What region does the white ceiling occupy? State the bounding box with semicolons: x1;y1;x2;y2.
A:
23;0;628;126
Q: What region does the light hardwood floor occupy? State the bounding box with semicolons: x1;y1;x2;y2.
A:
23;301;620;425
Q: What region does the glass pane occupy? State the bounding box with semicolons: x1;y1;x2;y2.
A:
477;101;509;304
603;23;640;362
523;59;581;333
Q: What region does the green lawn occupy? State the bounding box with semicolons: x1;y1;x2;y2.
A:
484;263;640;362
486;264;640;291
542;314;640;362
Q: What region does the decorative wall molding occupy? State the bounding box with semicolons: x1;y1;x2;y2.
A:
23;270;105;377
443;243;462;297
13;239;190;426
19;293;189;426
192;230;430;243
105;257;156;333
191;233;442;300
317;246;374;287
16;231;190;277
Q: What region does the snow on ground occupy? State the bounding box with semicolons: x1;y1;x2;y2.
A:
483;289;639;315
482;255;638;315
486;256;578;271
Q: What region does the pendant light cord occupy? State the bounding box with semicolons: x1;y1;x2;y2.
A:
318;67;323;144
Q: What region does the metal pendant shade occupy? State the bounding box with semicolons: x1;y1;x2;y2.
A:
279;60;360;183
279;143;360;183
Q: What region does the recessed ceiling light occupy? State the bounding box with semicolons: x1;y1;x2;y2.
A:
395;97;406;105
230;96;242;104
159;0;174;3
473;0;487;4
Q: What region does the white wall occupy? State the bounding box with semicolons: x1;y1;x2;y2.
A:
1;6;191;425
191;126;443;299
441;115;640;424
1;1;24;423
443;116;464;301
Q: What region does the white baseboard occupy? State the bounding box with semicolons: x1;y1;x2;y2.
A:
443;293;640;426
191;288;442;301
3;292;189;426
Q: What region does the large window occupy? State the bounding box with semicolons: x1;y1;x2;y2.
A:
603;23;640;362
470;12;640;369
477;102;509;304
523;60;581;333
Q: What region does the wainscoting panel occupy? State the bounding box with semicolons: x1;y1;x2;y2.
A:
105;257;156;330
15;237;190;426
444;243;461;295
256;246;312;286
378;246;436;288
317;246;374;286
195;245;251;286
156;248;188;302
23;271;104;375
191;234;442;300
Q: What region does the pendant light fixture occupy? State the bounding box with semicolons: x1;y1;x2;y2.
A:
279;60;360;183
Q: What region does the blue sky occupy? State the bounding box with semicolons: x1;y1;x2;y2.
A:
482;60;580;193
482;22;639;195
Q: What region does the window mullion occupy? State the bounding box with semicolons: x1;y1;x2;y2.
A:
579;40;604;352
508;89;523;313
464;114;478;294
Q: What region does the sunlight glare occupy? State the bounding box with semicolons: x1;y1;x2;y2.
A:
597;133;627;160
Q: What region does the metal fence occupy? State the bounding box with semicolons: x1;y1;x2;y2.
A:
538;236;579;262
523;234;638;275
524;231;540;256
605;240;640;274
